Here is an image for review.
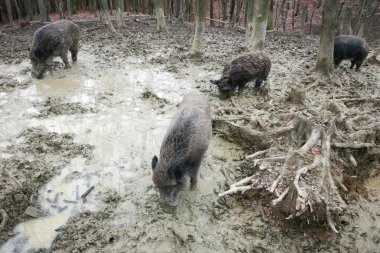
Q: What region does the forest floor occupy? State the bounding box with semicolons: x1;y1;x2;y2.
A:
0;16;380;253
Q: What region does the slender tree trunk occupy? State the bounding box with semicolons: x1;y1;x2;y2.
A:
154;0;167;32
191;0;206;55
291;0;296;30
67;0;72;18
176;0;184;21
356;0;379;38
116;0;126;27
276;0;285;31
230;0;236;26
109;0;114;15
55;0;65;19
38;0;48;21
315;0;337;75
100;0;117;32
24;0;33;21
234;0;244;26
267;0;274;30
309;3;316;34
340;0;353;35
246;0;255;43
222;0;227;26
300;4;308;35
248;0;271;51
210;0;214;26
282;1;289;32
12;0;22;25
5;0;14;27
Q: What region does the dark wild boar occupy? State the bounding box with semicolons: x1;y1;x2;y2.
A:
210;52;271;99
334;35;369;71
29;20;80;79
151;92;212;206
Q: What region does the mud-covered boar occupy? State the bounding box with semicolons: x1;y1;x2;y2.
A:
334;35;369;71
210;52;271;99
151;92;212;206
29;20;80;79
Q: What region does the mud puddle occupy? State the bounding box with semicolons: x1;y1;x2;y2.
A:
0;48;236;252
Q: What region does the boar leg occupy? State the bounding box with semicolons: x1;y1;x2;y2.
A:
70;47;78;62
355;60;363;71
189;161;202;190
60;53;71;68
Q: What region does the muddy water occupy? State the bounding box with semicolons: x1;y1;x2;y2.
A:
1;49;235;252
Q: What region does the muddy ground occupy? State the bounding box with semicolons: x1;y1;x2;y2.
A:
0;16;380;253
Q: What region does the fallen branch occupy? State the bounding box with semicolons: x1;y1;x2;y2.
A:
332;142;377;149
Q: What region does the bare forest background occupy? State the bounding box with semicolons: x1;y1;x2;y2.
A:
0;0;378;41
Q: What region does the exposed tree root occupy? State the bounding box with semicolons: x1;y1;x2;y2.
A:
0;209;8;231
217;112;378;233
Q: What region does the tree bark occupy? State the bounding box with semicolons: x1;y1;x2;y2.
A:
67;0;72;18
291;0;296;30
267;0;274;30
176;0;184;21
99;0;117;32
12;0;22;25
116;0;126;27
300;4;308;35
154;0;167;32
222;0;227;27
315;0;337;75
210;0;214;26
340;0;353;35
246;0;255;43
282;1;289;32
5;0;14;27
230;0;236;26
233;0;244;26
248;0;271;51
276;0;285;31
191;0;206;55
38;0;48;22
24;0;33;21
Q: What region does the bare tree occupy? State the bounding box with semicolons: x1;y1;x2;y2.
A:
99;0;116;32
248;0;271;51
340;0;353;35
67;0;72;19
246;0;255;42
222;0;227;27
282;1;289;32
116;0;126;27
355;0;379;38
12;0;22;25
210;0;214;26
176;0;184;21
154;0;167;32
54;0;65;19
38;0;48;22
300;4;308;35
267;0;274;30
191;0;207;55
5;0;14;27
24;0;33;21
315;0;337;74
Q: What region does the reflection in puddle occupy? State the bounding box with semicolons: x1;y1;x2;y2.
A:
1;52;210;252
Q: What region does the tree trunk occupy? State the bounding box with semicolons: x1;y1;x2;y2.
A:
291;0;296;30
234;0;244;26
222;0;227;27
246;0;255;43
55;0;65;19
230;0;236;26
300;4;307;35
100;0;117;32
276;0;285;31
340;0;353;35
267;0;274;30
109;0;114;15
38;0;48;22
5;0;14;27
309;3;316;34
24;0;33;21
67;0;72;18
191;0;206;55
356;0;379;38
154;0;167;32
315;0;337;75
176;0;184;21
210;0;214;26
116;0;126;27
12;0;22;25
282;1;289;32
248;0;271;51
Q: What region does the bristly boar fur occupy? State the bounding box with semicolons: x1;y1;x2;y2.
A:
29;20;80;79
210;52;271;99
151;92;212;206
334;35;369;71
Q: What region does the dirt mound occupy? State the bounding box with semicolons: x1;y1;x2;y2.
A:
0;127;94;245
37;97;97;118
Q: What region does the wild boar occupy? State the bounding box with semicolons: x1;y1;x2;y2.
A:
151;92;212;206
210;52;271;99
29;20;80;79
334;35;369;71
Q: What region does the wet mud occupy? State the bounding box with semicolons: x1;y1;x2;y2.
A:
0;18;379;253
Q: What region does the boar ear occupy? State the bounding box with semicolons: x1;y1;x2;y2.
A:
151;155;158;170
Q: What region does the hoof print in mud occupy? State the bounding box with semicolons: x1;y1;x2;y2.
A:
211;52;271;99
151;92;212;206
